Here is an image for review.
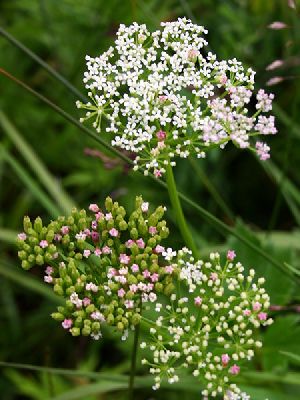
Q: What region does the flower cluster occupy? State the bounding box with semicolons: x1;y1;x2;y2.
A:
77;18;277;177
140;249;272;398
17;197;177;340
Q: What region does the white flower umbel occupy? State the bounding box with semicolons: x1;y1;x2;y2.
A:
78;18;277;176
141;249;272;398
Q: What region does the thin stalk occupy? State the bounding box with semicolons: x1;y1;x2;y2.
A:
128;322;140;400
165;162;199;258
0;26;87;102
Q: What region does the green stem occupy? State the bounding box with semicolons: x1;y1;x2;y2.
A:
128;324;140;400
165;163;199;258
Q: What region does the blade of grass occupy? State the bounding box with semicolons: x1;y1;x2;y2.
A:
0;228;19;244
0;110;75;214
0;145;61;217
0;68;297;280
189;158;235;221
273;103;300;139
0;262;63;304
0;25;87;102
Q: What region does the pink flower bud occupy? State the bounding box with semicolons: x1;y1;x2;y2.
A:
149;226;157;235
18;232;27;240
221;354;230;366
194;296;202;306
62;319;73;329
156;130;166;141
136;238;145;249
39;240;48;248
229;364;240;375
109;228;119;237
89;204;99;212
227;250;236;261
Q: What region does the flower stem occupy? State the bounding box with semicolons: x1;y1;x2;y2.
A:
128;323;140;400
165;163;199;258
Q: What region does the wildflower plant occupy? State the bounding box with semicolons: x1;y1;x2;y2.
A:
17;196;177;340
77;18;277;178
140;249;272;398
14;16;278;400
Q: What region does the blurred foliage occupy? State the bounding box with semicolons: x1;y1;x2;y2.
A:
1;0;300;399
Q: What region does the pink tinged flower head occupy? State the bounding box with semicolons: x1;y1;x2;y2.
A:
109;228;119;237
187;48;199;61
83;297;91;306
143;269;151;279
119;253;130;264
102;246;112;254
266;76;284;86
119;267;128;275
54;234;62;241
91;220;98;230
44;275;53;283
94;248;102;257
154;245;165;254
125;239;135;248
194;296;202;306
39;240;48;248
136;238;145;249
165;265;174;274
91;231;99;242
151;273;159;282
131;264;139;273
108;267;117;277
227;250;236;261
62;319;73;329
154;169;162;178
125;299;134;309
45;266;53;275
95;212;104;221
158;95;168;102
253;302;262;312
84;229;91;236
221;354;230;366
18;232;27;241
129;284;138;293
86;282;98;292
141;202;149;212
118;288;126;298
89;203;99;213
52;252;59;259
268;21;288;30
258;312;268;321
149;226;157;235
256;141;270;161
156;130;166;141
243;309;251;316
91;311;105;322
83;249;91;258
210;272;218;281
229;364;240;375
105;212;112;221
61;226;69;235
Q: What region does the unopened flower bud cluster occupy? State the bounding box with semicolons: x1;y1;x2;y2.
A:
17;196;177;340
77;18;277;177
140;249;272;398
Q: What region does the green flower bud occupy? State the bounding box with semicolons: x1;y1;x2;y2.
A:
106;314;115;325
74;317;83;327
23;216;32;233
46;230;55;243
132;314;141;325
119;220;128;230
34;217;43;233
92;322;100;331
51;312;65;321
117;322;124;331
105;197;113;211
54;284;64;296
28;254;35;263
35;255;44;265
21;260;31;270
130;228;138;240
18;250;27;260
155;282;163;292
70;327;80;336
86;304;96;314
82;326;91;336
164;283;175;296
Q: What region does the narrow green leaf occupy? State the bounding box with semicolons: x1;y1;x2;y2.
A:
0;25;87;102
0;145;61;217
0;110;75;214
280;351;300;365
0;228;18;244
0;263;63;304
